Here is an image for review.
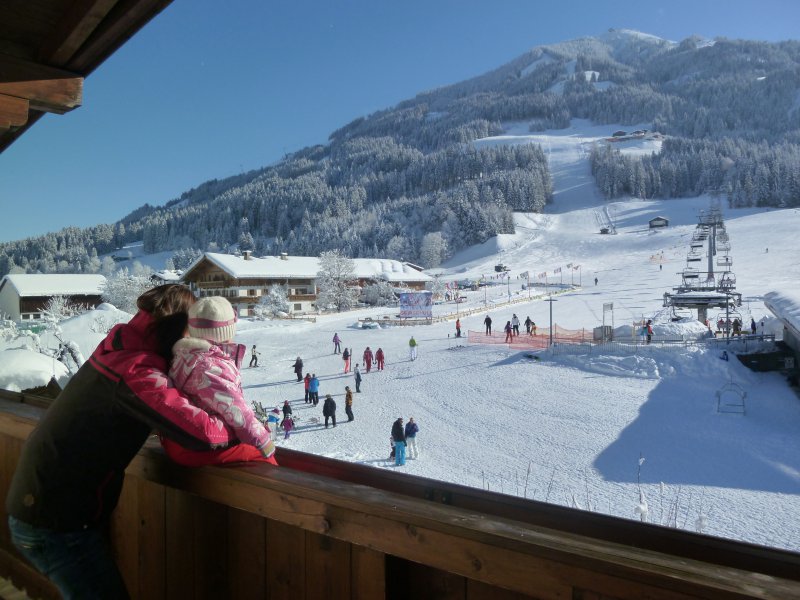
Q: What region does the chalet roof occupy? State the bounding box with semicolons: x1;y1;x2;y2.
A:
650;216;669;222
188;253;431;283
0;274;106;297
0;0;174;153
764;290;800;338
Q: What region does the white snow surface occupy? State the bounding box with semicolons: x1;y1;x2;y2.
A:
3;120;800;552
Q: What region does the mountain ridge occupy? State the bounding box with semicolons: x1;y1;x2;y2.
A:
1;30;799;277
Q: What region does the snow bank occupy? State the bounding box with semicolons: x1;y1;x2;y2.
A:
0;349;68;391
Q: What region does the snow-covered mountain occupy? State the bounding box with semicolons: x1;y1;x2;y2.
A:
2;29;800;276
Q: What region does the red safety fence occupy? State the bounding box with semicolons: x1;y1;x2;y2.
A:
467;326;595;350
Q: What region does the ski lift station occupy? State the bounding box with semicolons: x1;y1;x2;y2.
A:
664;205;742;323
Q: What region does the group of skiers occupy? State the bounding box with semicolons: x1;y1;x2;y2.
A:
253;332;424;462
714;317;757;337
482;313;537;340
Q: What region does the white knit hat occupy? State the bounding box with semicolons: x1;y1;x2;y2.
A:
187;296;237;344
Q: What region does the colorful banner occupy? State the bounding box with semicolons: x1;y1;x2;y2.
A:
399;291;433;319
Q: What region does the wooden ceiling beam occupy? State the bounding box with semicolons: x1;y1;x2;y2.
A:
66;0;173;73
38;0;120;67
0;53;82;114
0;94;29;128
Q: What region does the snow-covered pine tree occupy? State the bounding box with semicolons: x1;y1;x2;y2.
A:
316;250;359;312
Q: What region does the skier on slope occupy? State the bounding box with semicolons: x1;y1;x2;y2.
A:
363;347;374;373
375;347;385;371
354;364;362;393
484;315;492;335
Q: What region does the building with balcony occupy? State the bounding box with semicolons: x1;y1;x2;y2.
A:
181;252;431;315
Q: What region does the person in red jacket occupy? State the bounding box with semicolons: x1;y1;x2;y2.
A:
375;347;385;370
363;346;374;373
6;284;244;599
304;372;311;403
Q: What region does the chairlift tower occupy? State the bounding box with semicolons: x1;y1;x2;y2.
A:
664;206;741;323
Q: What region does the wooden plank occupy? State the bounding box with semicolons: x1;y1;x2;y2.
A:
0;437;19;549
137;479;165;600
165;488;196;599
405;561;466;600
66;0;174;73
124;453;800;599
0;54;82;113
193;496;229;599
38;0;119;66
227;508;267;600
110;475;139;596
266;519;305;600
0;548;60;600
468;578;541;599
351;544;385;600
0;95;28;127
304;530;350;600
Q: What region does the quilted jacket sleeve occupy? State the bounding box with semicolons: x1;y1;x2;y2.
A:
187;353;272;451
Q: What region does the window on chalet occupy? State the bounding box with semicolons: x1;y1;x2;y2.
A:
294;304;302;311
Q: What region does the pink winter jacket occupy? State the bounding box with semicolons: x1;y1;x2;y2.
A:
169;337;272;452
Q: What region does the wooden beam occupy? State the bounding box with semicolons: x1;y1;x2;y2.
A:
0;54;82;114
66;0;174;73
0;94;29;128
38;0;120;67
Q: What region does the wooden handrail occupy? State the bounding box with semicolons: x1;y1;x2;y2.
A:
1;392;799;599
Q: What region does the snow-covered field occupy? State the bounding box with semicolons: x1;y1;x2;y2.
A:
3;121;800;552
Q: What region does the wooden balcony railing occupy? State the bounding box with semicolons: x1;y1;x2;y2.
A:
1;391;799;599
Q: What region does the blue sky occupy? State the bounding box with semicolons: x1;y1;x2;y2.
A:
1;0;799;243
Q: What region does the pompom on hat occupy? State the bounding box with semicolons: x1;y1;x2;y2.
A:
187;296;237;344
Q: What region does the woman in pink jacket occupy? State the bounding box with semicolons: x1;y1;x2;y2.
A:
161;296;277;466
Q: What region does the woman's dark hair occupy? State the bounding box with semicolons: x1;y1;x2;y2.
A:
137;284;196;360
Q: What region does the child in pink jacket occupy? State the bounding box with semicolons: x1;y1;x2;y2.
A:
161;296;277;466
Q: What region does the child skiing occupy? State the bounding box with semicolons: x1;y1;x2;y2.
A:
332;332;342;354
343;347;351;373
248;344;260;367
354;364;362;393
408;336;418;361
282;414;294;439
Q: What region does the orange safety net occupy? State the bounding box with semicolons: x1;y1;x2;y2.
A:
467;326;594;349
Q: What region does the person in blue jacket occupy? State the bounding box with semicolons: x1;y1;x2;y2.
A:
404;417;419;459
308;373;320;406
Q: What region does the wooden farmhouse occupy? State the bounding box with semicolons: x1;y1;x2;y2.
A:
0;274;106;321
181;251;431;315
1;2;799;599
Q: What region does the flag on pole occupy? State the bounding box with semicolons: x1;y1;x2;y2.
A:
538;272;547;279
554;267;561;274
566;263;573;268
573;264;581;270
